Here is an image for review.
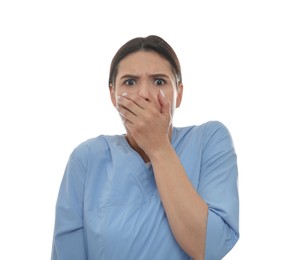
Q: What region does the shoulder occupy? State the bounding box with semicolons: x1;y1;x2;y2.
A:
174;121;235;151
192;120;230;134
202;120;235;147
69;135;120;168
174;120;231;140
198;121;236;162
172;121;234;155
71;135;106;156
202;120;232;140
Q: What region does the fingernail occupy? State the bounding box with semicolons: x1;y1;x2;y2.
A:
160;89;165;97
122;92;128;96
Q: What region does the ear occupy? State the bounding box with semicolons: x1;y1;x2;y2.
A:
176;83;183;108
109;85;117;107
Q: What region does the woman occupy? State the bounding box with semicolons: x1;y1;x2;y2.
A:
51;35;239;260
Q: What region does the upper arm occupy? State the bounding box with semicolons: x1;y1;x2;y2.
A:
51;144;89;260
198;121;239;259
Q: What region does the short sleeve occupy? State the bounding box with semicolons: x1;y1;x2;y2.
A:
51;143;89;260
198;121;239;259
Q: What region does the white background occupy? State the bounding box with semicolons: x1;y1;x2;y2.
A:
1;0;288;259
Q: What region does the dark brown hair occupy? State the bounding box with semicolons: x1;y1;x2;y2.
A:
108;35;182;86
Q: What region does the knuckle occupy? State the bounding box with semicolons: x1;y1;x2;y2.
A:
125;100;133;110
135;120;145;129
121;110;128;117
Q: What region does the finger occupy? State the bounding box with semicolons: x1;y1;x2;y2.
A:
117;104;137;124
117;95;145;116
120;93;150;110
119;112;134;130
158;90;171;117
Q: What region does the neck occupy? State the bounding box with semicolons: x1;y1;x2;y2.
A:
125;126;173;163
125;135;150;163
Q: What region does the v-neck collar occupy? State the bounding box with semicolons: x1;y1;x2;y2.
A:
119;127;177;165
114;128;177;197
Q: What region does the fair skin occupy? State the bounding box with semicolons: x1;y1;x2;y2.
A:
109;50;208;260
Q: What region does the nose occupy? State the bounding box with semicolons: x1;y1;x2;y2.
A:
137;83;151;102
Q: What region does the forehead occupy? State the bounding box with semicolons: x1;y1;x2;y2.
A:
117;50;174;75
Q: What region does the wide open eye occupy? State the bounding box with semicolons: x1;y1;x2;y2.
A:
124;79;136;86
154;78;166;86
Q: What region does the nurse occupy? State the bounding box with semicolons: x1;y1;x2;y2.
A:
51;35;239;260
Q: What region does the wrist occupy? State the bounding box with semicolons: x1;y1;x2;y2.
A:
146;139;174;162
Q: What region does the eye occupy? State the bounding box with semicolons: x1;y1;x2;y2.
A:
154;78;166;86
124;79;136;86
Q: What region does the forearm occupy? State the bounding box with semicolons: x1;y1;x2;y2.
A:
149;142;208;260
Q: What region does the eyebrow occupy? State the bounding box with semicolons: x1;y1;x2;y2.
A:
119;73;171;80
119;74;140;80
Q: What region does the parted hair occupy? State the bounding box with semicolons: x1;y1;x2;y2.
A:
108;35;182;86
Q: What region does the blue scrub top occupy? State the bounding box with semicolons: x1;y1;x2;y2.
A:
51;121;239;260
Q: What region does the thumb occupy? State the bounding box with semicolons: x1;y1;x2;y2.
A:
158;90;171;117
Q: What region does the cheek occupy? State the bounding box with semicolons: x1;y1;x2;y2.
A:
164;89;177;104
115;86;138;96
